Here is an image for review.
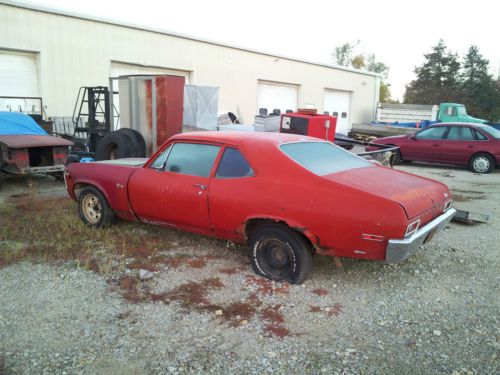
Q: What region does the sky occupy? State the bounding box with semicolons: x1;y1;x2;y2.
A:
15;0;500;101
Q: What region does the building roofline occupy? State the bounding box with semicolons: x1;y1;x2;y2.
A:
1;0;381;78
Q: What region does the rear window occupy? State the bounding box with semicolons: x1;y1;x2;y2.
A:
280;142;372;175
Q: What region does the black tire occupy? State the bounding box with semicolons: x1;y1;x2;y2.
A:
78;186;115;227
95;131;135;161
469;153;495;174
248;223;313;284
117;128;147;157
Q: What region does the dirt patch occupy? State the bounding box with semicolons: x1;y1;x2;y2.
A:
245;275;290;295
151;277;225;313
309;303;343;317
311;288;329;296
218;267;245;275
222;301;257;327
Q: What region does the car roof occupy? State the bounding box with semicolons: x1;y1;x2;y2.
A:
170;131;320;146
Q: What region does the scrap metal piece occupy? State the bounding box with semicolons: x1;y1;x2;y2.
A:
452;209;489;224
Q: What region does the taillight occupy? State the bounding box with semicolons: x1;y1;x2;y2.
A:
405;219;420;238
443;200;452;212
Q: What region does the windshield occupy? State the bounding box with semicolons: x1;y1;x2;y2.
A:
479;125;500;139
280;141;373;175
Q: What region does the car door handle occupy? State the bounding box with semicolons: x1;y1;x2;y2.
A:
432;144;439;147
468;145;474;148
193;184;207;190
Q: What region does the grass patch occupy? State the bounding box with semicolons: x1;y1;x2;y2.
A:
0;196;213;272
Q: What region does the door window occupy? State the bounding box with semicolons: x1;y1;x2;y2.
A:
446;126;474;140
165;143;220;177
416;127;447;140
216;148;254;178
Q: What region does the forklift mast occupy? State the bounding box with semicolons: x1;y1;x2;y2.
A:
72;86;115;152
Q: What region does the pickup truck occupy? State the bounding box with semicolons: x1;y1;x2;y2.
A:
65;131;456;283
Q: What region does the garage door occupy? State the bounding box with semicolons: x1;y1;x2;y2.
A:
324;90;351;134
0;50;39;111
111;62;190;83
257;81;298;114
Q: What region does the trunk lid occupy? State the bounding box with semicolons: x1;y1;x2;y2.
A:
324;166;450;219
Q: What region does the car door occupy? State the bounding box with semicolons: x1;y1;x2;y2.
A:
208;146;256;241
405;126;448;162
439;126;477;165
128;141;221;233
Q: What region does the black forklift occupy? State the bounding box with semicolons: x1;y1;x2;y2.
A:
64;86;145;163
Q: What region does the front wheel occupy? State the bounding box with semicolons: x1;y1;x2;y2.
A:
78;187;116;227
248;224;313;284
469;153;495;174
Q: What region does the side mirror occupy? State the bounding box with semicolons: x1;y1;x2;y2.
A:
409;134;416;140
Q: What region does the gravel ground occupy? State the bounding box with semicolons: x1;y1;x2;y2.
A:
1;164;499;375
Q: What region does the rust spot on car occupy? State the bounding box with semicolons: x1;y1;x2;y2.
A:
311;288;329;296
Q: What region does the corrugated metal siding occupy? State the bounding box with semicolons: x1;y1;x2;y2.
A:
0;3;379;127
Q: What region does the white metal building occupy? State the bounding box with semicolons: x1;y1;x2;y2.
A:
0;1;380;133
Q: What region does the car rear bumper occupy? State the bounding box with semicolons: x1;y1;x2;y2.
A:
386;208;456;263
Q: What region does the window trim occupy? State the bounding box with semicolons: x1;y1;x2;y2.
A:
149;143;173;171
215;146;256;179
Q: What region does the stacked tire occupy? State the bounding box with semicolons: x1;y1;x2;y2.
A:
95;128;146;161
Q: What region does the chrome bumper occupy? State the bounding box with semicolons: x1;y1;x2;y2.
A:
386;208;456;263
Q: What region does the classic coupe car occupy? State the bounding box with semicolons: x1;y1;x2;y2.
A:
366;123;500;173
65;132;456;283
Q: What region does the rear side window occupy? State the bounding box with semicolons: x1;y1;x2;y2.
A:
473;129;488;140
280;142;372;175
416;127;447;140
165;143;220;177
216;148;254;178
446;126;474;140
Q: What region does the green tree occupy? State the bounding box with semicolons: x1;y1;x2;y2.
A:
333;42;358;67
460;45;498;120
404;40;462;104
333;43;392;102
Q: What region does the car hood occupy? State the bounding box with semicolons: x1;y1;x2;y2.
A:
324;166;450;219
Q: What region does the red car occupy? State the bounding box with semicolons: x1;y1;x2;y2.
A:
65;132;455;283
367;123;500;173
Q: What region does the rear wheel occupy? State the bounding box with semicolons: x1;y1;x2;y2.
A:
78;187;115;227
469;153;495;174
248;223;312;284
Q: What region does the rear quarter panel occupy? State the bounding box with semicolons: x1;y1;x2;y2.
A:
66;163;138;220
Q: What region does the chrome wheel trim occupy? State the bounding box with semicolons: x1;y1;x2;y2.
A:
473;157;490;173
82;194;102;224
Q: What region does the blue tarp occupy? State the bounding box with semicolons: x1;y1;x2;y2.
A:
0;112;48;136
